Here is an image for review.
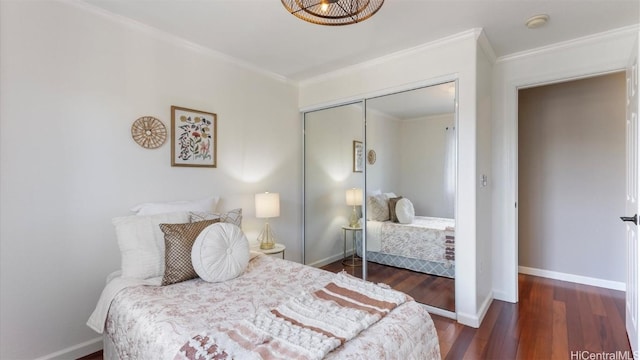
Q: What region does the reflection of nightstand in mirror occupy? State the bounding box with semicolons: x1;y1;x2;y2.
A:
252;243;286;259
342;226;362;267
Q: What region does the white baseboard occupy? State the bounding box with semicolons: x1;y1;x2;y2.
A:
34;336;102;360
456;311;480;328
307;252;350;268
455;292;493;328
492;289;517;303
477;291;493;325
518;266;626;291
420;303;456;320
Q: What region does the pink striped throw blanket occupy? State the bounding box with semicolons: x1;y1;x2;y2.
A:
175;272;409;360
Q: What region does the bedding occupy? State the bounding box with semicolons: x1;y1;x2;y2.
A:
130;195;219;216
191;222;250;283
364;216;455;278
113;211;191;279
176;271;408;360
395;198;415;224
160;218;220;286
189;208;243;227
97;254;440;359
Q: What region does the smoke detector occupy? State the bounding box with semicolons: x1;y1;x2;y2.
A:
526;14;549;29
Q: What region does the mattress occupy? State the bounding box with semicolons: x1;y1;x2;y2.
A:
103;254;441;359
367;217;454;262
359;246;455;278
363;216;455;278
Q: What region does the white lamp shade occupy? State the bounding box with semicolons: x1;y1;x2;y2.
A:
255;192;280;218
345;188;363;206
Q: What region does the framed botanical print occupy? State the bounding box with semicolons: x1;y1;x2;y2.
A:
353;140;363;173
171;106;217;167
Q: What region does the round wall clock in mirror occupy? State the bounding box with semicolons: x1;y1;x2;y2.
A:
367;149;376;164
131;116;167;149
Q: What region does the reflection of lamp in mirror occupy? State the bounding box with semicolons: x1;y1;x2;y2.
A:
345;188;363;228
256;192;280;250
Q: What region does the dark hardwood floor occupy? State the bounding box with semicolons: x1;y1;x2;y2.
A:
77;350;102;360
78;273;631;360
434;274;631;359
320;258;456;311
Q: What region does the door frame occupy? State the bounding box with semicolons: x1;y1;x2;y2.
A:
504;35;637;303
625;34;640;355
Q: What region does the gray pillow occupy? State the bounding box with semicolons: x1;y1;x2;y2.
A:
388;196;404;223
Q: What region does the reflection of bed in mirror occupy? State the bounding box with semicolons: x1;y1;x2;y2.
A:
358;193;455;278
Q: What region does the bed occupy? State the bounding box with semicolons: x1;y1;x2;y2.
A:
362;212;455;278
362;193;455;278
87;202;441;359
92;255;440;359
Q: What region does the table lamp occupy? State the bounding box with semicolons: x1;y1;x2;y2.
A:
345;188;363;228
255;192;280;250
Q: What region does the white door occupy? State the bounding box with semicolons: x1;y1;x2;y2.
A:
625;34;640;356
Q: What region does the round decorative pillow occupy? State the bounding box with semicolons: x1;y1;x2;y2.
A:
191;223;250;283
395;198;415;224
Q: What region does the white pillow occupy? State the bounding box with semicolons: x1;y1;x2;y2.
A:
367;189;382;196
395;198;415;224
113;211;190;279
189;208;243;227
367;194;390;221
130;196;219;216
192;223;250;283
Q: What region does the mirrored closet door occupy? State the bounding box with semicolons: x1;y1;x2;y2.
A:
363;82;457;312
303;102;365;280
302;82;458;314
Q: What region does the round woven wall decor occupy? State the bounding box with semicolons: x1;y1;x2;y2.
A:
131;116;167;149
367;149;377;165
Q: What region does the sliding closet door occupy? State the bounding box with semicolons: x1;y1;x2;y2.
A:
364;82;457;312
303;102;365;279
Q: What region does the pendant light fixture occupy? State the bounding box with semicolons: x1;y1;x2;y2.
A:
281;0;384;26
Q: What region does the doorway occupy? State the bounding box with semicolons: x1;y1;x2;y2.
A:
517;72;626;287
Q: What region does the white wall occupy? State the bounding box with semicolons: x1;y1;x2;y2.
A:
491;26;638;302
303;105;401;266
365;109;401;195
304;104;363;266
299;30;485;327
476;43;493;313
518;73;626;283
398;114;455;218
0;1;300;359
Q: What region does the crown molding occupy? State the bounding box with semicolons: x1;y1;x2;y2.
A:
475;29;497;64
496;24;640;63
299;28;480;88
64;0;295;85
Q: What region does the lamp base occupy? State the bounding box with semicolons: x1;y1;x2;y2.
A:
258;222;276;250
349;206;360;228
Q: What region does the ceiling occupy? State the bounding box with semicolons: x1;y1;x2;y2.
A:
83;0;639;83
367;81;455;119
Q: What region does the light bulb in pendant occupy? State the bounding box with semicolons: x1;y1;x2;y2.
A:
321;2;329;11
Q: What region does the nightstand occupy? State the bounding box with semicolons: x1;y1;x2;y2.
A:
342;225;362;267
252;243;286;259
